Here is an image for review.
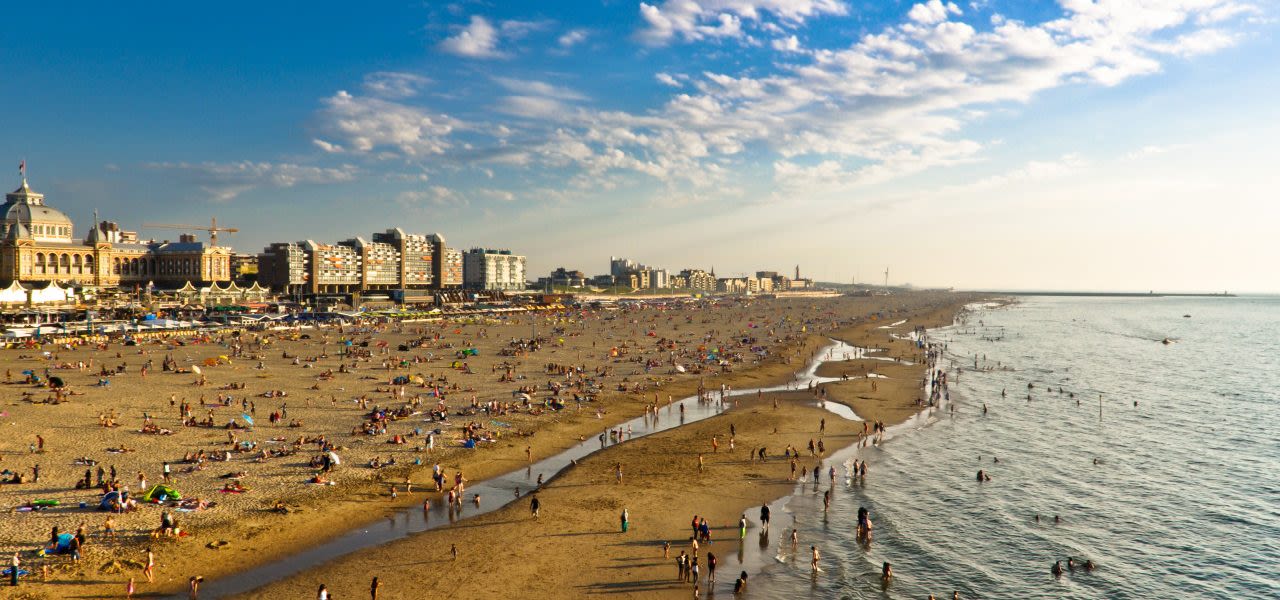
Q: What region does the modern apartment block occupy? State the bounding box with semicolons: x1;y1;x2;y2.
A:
678;268;717;292
258;228;466;296
463;248;526;291
608;256;669;290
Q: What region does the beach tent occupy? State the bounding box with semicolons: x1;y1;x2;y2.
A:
0;281;27;305
30;282;74;305
99;490;127;510
141;483;182;502
40;533;75;556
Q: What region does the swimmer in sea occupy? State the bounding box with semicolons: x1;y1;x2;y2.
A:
1051;560;1063;577
882;561;893;581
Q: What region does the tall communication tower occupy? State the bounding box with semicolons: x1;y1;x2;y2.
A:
883;267;889;288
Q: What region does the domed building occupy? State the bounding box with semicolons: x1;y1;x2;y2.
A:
0;173;231;290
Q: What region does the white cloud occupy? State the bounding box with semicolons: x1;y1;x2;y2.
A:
496;95;574;119
312;139;343;154
655;72;684;87
362;72;430;99
146;161;359;201
1167;27;1239;56
771;34;802;52
439;16;504;58
907;0;962;25
1196;2;1261;24
501;19;555;39
315;0;1256;207
637;0;848;45
558;28;589;48
397;186;468;208
313;91;458;156
492;77;588;101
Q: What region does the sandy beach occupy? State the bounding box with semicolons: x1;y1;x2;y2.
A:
0;291;976;599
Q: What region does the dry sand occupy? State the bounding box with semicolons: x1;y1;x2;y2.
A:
0;291;978;599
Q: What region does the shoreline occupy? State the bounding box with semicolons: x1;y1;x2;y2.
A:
0;292;980;599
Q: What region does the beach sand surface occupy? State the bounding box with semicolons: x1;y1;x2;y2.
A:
0;291;978;598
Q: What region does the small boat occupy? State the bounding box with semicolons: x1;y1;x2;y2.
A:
1183;314;1191;318
1161;338;1173;345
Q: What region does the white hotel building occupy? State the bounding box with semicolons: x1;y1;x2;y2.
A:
463;248;526;291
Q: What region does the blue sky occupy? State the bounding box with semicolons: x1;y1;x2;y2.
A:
2;1;1277;291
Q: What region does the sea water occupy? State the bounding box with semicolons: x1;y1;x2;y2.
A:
752;295;1280;599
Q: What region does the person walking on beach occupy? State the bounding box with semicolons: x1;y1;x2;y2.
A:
370;576;380;599
530;494;541;519
621;508;629;533
9;552;18;587
760;503;771;532
317;583;329;600
707;551;717;583
188;576;203;599
143;548;155;583
739;514;747;538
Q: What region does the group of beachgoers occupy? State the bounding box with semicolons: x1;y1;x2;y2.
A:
3;296;954;597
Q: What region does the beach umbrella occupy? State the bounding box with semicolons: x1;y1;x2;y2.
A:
241;413;254;426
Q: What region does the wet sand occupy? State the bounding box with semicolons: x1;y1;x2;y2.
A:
0;291;977;598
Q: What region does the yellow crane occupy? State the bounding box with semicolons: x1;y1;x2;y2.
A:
141;217;239;247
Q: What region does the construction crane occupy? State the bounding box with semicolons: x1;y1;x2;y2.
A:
141;217;239;247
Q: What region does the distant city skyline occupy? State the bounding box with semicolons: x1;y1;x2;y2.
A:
2;1;1276;292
